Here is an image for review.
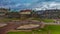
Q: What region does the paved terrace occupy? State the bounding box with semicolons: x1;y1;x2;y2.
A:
0;20;43;34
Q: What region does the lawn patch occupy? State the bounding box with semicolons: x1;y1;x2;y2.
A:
42;19;55;23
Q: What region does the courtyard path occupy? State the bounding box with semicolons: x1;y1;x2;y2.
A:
0;20;42;34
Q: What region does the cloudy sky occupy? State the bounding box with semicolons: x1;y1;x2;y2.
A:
0;0;60;10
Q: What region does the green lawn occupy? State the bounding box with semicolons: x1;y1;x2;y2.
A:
0;18;21;22
29;18;41;21
7;32;32;34
42;19;55;23
7;31;47;34
42;25;60;34
7;25;60;34
30;18;55;23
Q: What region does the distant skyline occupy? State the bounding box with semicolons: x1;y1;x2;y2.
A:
0;0;60;10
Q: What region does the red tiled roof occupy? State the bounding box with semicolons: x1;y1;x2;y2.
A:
20;10;32;12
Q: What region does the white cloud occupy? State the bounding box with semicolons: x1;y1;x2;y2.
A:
33;2;60;10
23;3;31;7
1;0;60;10
15;4;21;7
